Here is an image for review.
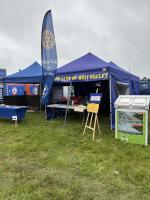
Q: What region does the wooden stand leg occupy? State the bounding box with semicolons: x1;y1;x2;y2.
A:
83;112;90;135
83;111;101;140
96;115;101;134
90;113;93;127
92;113;97;140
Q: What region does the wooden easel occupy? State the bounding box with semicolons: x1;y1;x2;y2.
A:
83;103;101;140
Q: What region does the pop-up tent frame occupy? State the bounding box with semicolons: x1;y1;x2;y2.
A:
54;52;140;129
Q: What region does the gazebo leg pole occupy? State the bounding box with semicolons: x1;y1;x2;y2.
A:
109;75;112;130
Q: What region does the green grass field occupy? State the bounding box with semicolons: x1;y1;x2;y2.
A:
0;112;150;200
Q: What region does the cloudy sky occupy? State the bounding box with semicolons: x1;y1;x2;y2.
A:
0;0;149;77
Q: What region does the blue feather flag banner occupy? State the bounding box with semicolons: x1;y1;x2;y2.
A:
41;10;57;104
42;76;53;103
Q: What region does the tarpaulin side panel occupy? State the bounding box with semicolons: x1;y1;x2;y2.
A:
110;74;140;129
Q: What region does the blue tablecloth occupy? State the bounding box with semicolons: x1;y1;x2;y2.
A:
0;105;27;120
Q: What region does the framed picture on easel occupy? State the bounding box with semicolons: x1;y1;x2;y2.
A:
89;93;102;104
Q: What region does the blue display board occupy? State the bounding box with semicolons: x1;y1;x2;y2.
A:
89;93;102;104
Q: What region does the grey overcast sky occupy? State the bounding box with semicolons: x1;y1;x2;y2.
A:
0;0;149;77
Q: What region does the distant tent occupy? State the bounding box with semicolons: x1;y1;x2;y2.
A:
3;62;42;83
54;52;140;129
3;62;43;108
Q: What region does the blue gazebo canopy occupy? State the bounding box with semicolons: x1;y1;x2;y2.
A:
56;52;108;74
55;52;139;83
3;62;42;83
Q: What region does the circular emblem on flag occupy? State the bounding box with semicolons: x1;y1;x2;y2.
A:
42;30;55;49
12;87;17;95
33;87;38;95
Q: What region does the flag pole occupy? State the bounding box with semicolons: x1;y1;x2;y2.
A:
45;103;47;119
